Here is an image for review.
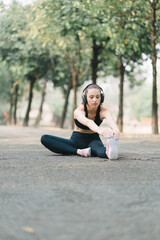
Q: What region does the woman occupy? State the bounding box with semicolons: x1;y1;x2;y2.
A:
41;84;120;160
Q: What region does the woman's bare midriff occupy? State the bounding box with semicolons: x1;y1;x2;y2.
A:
74;126;96;134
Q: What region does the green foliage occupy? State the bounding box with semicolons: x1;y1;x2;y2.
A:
0;0;160;125
0;62;11;103
29;0;92;92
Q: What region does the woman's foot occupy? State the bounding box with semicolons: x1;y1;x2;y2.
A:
106;136;118;160
77;147;91;157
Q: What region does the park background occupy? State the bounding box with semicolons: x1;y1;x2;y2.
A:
0;0;160;134
1;2;160;239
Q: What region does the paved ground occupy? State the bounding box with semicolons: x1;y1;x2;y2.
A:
0;126;160;240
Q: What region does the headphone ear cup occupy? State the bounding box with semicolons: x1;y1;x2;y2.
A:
82;94;87;104
101;92;104;103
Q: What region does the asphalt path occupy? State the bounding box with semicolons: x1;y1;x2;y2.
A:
0;126;160;240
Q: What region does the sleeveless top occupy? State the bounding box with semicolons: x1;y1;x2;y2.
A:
74;105;103;130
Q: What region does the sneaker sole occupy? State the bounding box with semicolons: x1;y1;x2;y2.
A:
87;147;91;157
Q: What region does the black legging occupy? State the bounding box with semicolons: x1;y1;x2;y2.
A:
41;131;107;158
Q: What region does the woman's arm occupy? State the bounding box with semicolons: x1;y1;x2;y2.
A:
74;106;120;138
74;107;100;133
101;108;120;138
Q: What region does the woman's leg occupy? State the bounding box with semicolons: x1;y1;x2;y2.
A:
89;138;119;159
88;139;107;158
41;134;77;155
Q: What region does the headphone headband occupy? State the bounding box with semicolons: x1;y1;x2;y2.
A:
82;84;103;93
82;83;104;105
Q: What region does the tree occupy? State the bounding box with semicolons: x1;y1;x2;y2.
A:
0;61;12;119
73;0;110;84
0;1;27;124
34;70;49;127
101;0;153;132
145;0;160;134
22;48;50;126
29;0;91;127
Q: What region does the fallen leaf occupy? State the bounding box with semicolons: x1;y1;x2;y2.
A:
22;226;35;234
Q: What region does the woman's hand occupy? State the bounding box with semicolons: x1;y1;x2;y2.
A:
98;128;120;139
113;129;120;139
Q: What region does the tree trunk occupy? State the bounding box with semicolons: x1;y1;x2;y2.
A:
8;80;14;125
13;84;19;125
151;4;159;134
8;94;14;125
60;79;72;128
34;75;48;127
117;54;125;132
23;77;36;127
71;62;77;129
91;38;100;84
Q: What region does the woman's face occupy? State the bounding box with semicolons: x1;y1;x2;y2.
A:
86;88;101;107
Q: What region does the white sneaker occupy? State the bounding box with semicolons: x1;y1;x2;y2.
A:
106;136;118;160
